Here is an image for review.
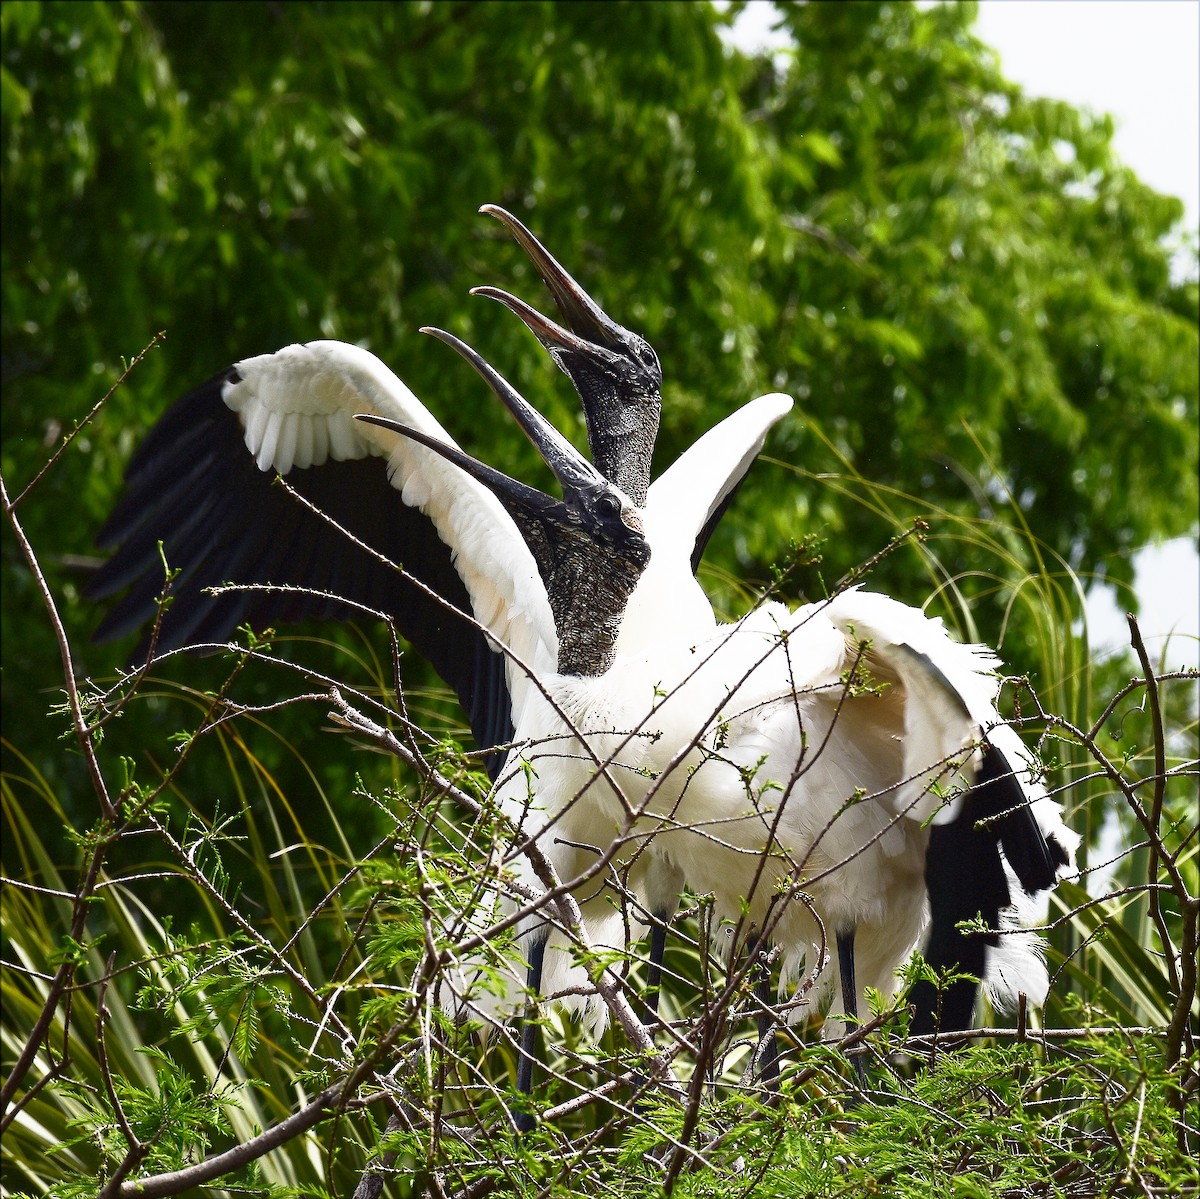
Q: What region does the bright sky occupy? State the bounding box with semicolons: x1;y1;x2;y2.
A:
974;0;1199;240
724;0;1200;667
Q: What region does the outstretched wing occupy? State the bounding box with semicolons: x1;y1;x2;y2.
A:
90;341;557;778
647;392;795;573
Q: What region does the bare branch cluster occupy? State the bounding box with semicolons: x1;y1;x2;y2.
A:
2;361;1195;1197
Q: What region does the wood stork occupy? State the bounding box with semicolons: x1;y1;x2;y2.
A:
91;202;1076;1107
391;239;1079;1063
87;207;792;1122
381;373;1079;1067
453;211;1084;1056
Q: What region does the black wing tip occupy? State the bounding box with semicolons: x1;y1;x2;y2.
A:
1046;833;1071;871
976;740;1064;895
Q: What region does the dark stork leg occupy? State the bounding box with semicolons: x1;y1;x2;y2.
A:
512;936;547;1135
644;911;670;1021
837;927;868;1087
753;939;781;1090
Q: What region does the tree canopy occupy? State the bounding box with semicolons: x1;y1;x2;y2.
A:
4;0;1196;802
3;4;1196;1194
5;4;1195;562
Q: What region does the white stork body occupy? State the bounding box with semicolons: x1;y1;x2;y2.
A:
472;390;1077;1033
441;391;801;1029
93;336;810;1032
614;589;1068;1026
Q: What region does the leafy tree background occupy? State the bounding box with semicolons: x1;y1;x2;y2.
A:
2;2;1197;1195
4;0;1197;776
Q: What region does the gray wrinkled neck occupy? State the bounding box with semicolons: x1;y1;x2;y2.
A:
511;512;648;678
548;548;643;677
590;417;657;510
578;382;659;510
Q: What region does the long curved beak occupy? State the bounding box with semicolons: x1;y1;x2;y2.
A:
356;408;562;523
475;205;627;359
473;205;662;509
417;326;607;497
355;330;621;542
470;285;622;369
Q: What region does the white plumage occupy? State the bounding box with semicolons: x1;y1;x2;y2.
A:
92;207;1077;1101
392;359;1076;1040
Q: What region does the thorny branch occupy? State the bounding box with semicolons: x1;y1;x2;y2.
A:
1125;619;1199;1148
5;375;1197;1191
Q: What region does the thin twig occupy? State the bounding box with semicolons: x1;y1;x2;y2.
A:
9;332;166;509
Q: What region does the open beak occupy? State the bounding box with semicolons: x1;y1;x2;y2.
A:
474;205;629;362
472;205;663;510
356;408;566;533
420;327;607;497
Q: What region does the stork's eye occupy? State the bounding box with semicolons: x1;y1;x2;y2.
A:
596;493;621;519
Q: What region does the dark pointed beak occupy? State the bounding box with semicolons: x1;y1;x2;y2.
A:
355;408;562;524
355;328;630;543
476;205;624;357
469;284;623;370
416;326;607;498
474;205;662;510
354;329;648;599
